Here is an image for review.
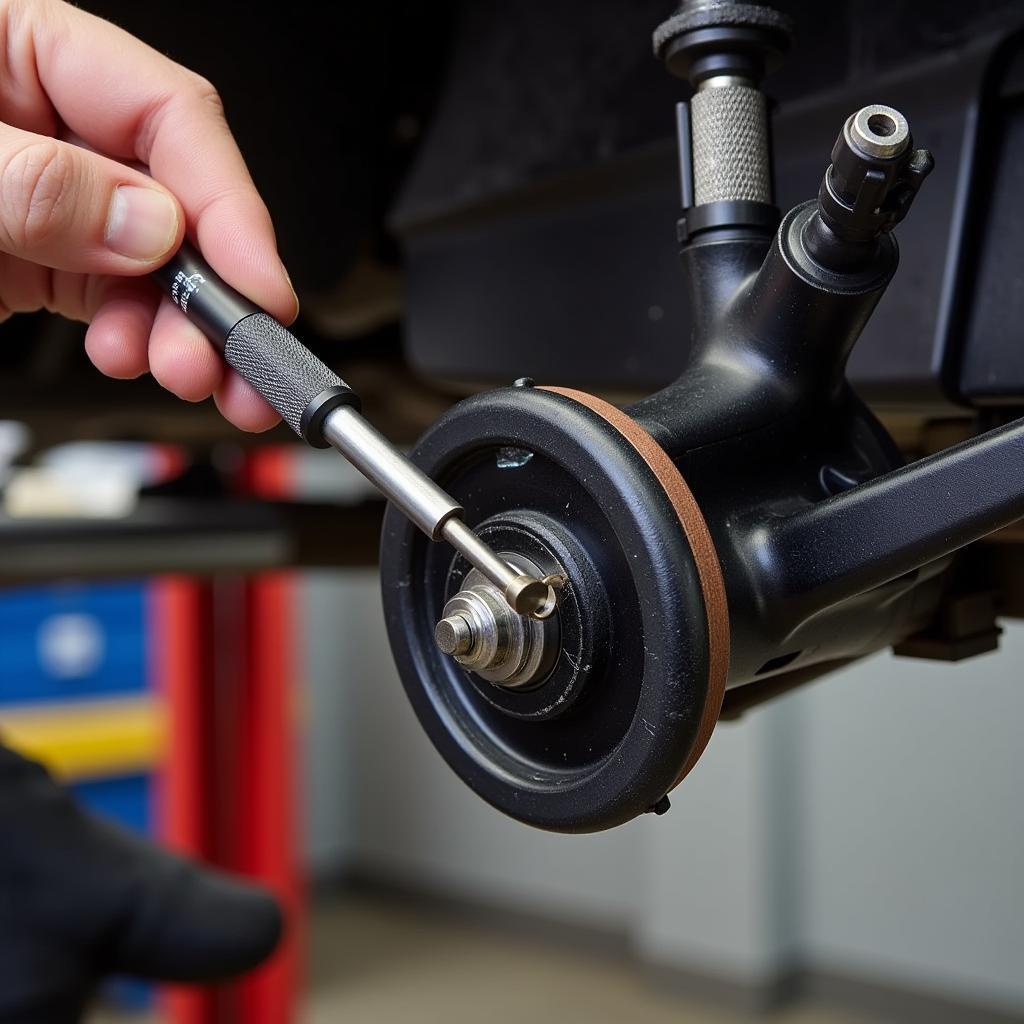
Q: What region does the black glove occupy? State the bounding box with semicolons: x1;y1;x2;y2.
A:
0;742;283;1023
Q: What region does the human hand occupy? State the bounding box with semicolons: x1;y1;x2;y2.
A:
0;0;298;430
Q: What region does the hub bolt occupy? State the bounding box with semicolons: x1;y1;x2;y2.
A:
435;614;474;656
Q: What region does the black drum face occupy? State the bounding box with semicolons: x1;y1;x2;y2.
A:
380;387;713;833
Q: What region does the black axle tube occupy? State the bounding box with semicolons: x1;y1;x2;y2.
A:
767;417;1024;613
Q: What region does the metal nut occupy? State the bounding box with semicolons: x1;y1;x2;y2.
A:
847;104;909;160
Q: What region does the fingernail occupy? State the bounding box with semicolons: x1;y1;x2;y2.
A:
105;185;179;261
281;259;300;320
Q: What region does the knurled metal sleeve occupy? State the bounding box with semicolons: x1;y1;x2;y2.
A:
690;85;771;205
224;313;354;440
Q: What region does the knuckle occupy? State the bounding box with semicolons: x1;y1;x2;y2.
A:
4;0;58;67
187;73;226;118
5;0;40;32
0;140;75;251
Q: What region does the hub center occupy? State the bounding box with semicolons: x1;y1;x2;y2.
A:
434;553;560;689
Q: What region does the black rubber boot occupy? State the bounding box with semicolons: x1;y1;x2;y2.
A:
0;742;283;1023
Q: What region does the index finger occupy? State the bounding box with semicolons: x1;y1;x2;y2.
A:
13;0;298;323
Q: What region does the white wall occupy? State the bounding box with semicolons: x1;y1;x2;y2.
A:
300;572;359;872
796;643;1024;1013
300;568;1024;1013
634;702;800;983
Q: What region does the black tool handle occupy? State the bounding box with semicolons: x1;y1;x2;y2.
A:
152;243;359;447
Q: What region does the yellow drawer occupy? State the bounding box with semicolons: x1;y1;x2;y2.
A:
0;697;165;781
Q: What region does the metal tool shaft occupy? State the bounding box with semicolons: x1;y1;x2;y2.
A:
320;406;458;539
321;409;555;618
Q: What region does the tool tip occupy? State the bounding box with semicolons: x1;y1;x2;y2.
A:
505;576;558;620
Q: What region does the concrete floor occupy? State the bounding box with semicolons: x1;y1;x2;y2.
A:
90;895;878;1024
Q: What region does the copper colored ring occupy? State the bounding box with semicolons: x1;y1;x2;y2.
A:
542;387;730;787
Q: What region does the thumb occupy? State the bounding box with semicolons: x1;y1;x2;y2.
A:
0;123;184;275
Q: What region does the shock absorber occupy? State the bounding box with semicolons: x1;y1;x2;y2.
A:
654;0;792;240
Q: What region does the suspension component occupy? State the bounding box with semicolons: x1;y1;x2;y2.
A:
804;102;935;271
378;4;997;833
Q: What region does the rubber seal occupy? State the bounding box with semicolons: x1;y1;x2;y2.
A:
299;385;362;448
653;3;794;59
679;199;780;243
542;387;730;788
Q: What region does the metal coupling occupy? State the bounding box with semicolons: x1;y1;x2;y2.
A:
801;102;934;273
435;554;560;689
654;2;793;240
818;103;934;244
689;76;771;205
